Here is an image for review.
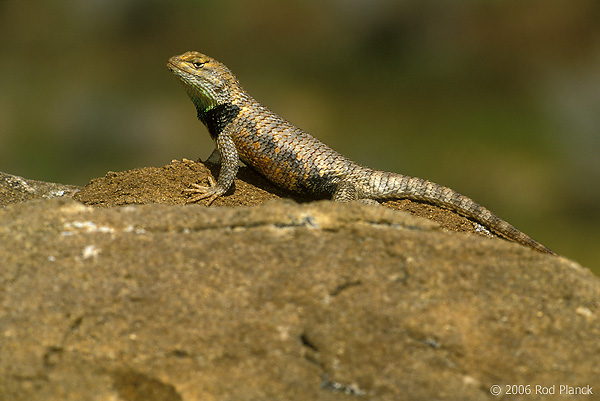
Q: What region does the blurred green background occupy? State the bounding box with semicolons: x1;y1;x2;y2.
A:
1;1;599;272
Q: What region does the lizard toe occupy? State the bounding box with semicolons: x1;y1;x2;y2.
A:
184;179;225;205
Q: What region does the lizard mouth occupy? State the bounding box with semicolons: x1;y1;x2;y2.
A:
166;60;182;73
167;61;195;84
166;56;194;75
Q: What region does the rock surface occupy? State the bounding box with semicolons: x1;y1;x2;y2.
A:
0;171;80;208
1;162;599;400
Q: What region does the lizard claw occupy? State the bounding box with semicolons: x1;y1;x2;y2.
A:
184;176;226;205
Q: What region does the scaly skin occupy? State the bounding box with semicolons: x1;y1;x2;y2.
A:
167;51;555;254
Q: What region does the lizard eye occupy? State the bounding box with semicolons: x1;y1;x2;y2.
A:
191;61;205;68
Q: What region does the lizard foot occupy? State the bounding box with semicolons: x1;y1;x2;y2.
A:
184;176;226;205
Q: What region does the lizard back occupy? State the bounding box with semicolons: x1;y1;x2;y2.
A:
226;98;363;197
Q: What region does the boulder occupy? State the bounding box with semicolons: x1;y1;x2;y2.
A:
1;162;597;400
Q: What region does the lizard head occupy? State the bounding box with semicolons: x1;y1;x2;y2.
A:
167;51;242;113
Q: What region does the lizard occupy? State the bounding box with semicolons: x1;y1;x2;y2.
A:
167;51;555;255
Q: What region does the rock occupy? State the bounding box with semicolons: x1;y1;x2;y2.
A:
0;171;80;208
72;159;286;207
1;189;598;400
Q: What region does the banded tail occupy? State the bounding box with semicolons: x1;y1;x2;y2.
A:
362;170;554;254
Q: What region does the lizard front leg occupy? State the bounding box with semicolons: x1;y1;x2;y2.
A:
186;127;239;205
